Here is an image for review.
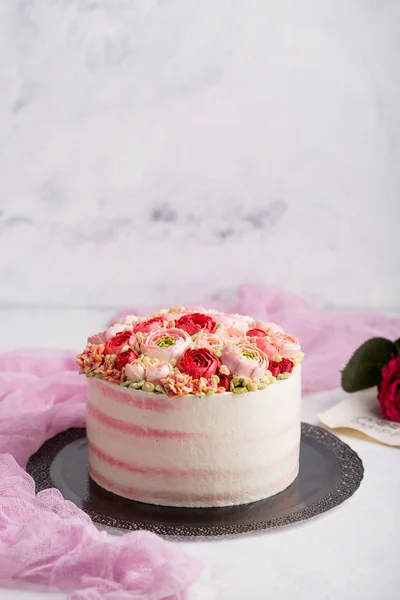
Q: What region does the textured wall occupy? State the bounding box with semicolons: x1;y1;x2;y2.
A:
0;0;399;310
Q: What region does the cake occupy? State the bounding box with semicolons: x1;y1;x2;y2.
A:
77;307;304;507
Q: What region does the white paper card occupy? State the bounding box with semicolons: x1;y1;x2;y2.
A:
318;387;400;447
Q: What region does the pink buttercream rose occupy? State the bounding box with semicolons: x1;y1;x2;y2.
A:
145;361;174;384
128;333;138;348
221;340;268;378
87;323;129;345
209;312;251;332
114;314;143;326
104;323;129;341
252;321;284;336
125;360;145;382
219;327;246;341
164;312;188;322
193;331;223;352
271;332;301;358
254;337;279;359
141;328;191;362
88;332;106;344
163;306;190;322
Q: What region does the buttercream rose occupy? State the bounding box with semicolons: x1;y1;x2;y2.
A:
179;348;221;379
114;314;142;326
218;373;232;391
104;330;133;355
105;324;129;340
209;311;250;332
246;328;268;338
145;361;174;384
219;327;246;341
280;358;294;374
141;328;191;361
125;360;145;382
252;321;284;336
116;348;139;370
268;360;280;377
271;332;301;359
176;313;217;335
88;332;106;345
125;359;173;385
378;356;400;423
254;337;279;359
268;357;294;377
221;341;268;378
193;332;223;352
133;316;166;334
88;323;128;345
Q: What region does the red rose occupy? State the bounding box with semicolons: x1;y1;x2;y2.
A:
280;358;294;374
179;348;221;379
133;316;165;334
175;313;217;336
115;348;139;370
218;373;232;391
104;330;132;355
378;356;400;423
268;360;280;377
247;328;267;338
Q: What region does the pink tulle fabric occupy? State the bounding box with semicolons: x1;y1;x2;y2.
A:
0;351;202;599
1;284;399;598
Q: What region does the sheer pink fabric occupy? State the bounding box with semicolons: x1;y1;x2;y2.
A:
0;351;202;599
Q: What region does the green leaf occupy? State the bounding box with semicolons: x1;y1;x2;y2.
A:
341;337;397;393
395;339;400;355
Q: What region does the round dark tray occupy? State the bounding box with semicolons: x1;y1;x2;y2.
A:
27;423;363;537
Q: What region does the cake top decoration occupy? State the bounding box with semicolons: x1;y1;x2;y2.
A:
77;307;303;397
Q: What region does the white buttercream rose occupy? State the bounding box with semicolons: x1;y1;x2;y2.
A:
145;361;173;384
125;360;146;382
125;359;173;385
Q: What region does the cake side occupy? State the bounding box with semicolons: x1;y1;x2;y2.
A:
87;367;301;507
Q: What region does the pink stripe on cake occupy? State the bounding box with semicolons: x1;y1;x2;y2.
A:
89;464;298;505
87;401;204;439
91;378;177;412
89;441;299;478
88;407;299;444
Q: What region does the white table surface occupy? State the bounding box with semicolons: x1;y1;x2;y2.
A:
1;309;399;600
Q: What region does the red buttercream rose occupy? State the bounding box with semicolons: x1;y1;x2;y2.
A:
268;360;280;377
218;373;232;391
179;348;221;379
268;358;294;376
176;313;217;336
280;358;294;374
104;330;132;355
133;316;166;334
378;356;400;423
116;348;139;370
246;328;268;338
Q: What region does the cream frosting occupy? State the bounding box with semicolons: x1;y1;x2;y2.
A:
86;366;301;507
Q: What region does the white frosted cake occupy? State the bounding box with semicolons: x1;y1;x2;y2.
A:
77;307;304;507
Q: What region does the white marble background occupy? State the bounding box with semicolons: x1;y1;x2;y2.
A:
0;0;399;312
